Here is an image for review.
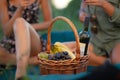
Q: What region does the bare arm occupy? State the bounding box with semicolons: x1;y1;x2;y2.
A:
88;44;107;66
0;0;24;37
79;0;88;23
85;0;120;25
85;0;115;17
79;0;115;22
32;0;52;31
0;0;32;37
101;1;114;17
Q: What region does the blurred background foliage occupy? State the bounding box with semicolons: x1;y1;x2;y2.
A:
39;0;83;34
52;0;81;20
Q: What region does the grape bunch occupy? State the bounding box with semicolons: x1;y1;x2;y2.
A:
48;51;71;61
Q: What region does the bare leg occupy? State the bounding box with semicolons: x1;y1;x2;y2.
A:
24;21;41;57
22;19;41;65
14;18;31;79
14;18;41;79
88;44;107;66
111;43;120;64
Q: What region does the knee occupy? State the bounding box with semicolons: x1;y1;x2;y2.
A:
111;43;120;64
14;18;26;25
13;18;27;32
112;43;120;54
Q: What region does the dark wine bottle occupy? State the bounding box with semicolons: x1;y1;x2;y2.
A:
79;16;90;55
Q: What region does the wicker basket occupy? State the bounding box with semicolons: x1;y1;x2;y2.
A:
38;16;89;75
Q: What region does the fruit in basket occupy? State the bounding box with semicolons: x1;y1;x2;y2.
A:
50;42;76;59
50;45;61;54
38;52;48;60
48;51;71;60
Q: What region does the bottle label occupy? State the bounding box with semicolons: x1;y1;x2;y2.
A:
79;43;86;57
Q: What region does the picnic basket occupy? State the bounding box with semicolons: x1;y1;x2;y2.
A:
38;16;89;75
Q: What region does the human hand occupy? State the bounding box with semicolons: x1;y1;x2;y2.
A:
84;0;107;7
79;11;88;23
18;0;30;9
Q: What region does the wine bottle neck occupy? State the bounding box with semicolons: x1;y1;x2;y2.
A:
83;16;90;32
84;26;88;31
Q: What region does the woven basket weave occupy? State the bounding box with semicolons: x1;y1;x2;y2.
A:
38;16;89;75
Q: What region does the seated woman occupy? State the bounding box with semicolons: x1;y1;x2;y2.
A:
0;0;52;79
79;0;120;66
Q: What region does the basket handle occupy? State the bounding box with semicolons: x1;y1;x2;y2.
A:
47;16;81;59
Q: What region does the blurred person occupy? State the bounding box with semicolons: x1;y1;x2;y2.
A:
79;0;120;66
0;0;52;79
